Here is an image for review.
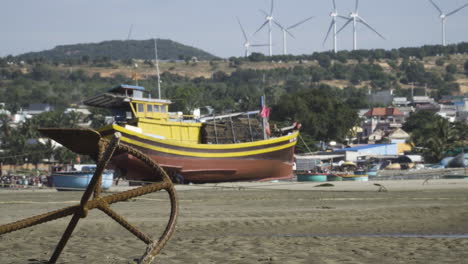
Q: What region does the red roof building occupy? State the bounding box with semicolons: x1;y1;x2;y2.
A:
362;107;406;138
364;107;404;117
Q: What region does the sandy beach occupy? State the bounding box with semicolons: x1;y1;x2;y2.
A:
1;179;468;263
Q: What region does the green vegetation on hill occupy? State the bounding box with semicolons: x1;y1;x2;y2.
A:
14;39;218;63
1;42;468;161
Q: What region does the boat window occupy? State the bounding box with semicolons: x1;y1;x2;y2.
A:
137;103;144;112
161;105;167;113
154;105;160;112
147;104;153;112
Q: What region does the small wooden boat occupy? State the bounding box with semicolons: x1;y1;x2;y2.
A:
296;173;328;182
340;170;369;181
341;175;369;181
327;174;343;181
51;165;113;191
444;175;468;179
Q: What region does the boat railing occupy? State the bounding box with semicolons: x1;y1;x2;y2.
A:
167;113;199;122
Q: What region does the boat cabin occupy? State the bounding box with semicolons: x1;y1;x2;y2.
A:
84;84;202;144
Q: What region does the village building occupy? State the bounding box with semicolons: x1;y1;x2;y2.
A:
437;104;458;122
367;90;393;106
412;96;440;112
362;107;406;138
392;97;410;107
22;103;54;116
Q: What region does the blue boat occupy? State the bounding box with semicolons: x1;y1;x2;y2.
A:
297;173;328;182
341;175;369;181
52;165;113;191
341;170;369;182
327;174;343;181
444;175;468;179
366;164;380;177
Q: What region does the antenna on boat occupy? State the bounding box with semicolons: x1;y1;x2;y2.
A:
132;63;139;86
154;38;162;99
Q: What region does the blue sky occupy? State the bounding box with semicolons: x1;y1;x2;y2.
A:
1;0;468;58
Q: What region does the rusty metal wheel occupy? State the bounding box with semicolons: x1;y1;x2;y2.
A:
0;130;179;264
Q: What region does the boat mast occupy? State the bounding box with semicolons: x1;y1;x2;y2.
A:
154;38;162;99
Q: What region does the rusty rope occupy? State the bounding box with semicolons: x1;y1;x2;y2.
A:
0;132;178;264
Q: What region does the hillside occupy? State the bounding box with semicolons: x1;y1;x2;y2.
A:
15;39;218;62
1;43;468;158
2;42;468;114
67;54;468;94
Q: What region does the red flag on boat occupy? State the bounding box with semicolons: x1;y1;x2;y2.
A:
260;106;270;118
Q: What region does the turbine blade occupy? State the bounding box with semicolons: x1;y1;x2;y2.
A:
332;0;337;11
272;19;285;30
429;0;443;15
323;20;335;46
254;20;269;35
446;2;468;17
236;17;248;42
259;9;269;17
270;0;274;15
338;15;350;20
286;29;296;39
336;18;353;35
357;16;386;40
126;24;133;40
251;44;270;47
287;16;315;30
355;0;359;13
274;19;295;39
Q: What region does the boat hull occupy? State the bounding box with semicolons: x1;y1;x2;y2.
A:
297;174;327;182
341;175;369;182
52;172;113;191
327;174;343;181
444;175;468;179
102;125;298;183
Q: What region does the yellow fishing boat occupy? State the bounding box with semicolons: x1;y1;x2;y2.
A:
44;84;300;184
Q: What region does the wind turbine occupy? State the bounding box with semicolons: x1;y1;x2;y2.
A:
337;0;385;50
323;0;341;53
237;17;269;57
278;16;315;55
428;0;468;46
254;0;282;56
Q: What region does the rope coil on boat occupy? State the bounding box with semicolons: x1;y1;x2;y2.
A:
0;131;178;264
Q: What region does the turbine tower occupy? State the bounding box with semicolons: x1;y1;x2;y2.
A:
323;0;340;53
428;0;468;46
279;16;315;55
337;0;385;50
237;17;269;57
254;0;280;56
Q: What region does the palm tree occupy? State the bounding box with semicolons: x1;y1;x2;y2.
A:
418;118;457;163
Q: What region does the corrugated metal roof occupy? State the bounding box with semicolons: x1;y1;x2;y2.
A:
339;144;394;151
